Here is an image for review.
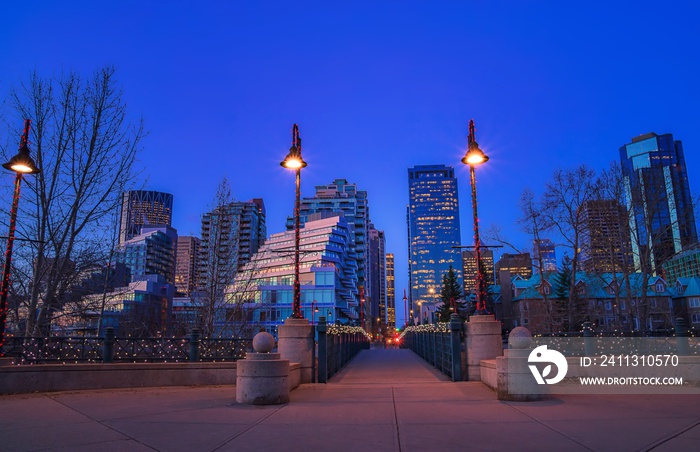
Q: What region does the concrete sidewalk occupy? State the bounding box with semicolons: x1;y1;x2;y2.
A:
0;349;699;451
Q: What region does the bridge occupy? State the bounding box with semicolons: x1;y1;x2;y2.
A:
1;347;699;451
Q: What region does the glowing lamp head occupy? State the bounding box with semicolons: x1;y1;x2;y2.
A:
3;144;40;174
280;145;307;170
461;146;489;167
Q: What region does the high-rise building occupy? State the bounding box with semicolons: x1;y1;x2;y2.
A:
462;249;494;295
286;179;372;319
234;215;360;337
175;236;200;296
580;200;633;273
198;199;266;288
407;164;462;316
495;253;532;283
533;239;557;273
620;132;698;274
386;253;395;332
368;226;386;336
119;190;173;245
117;225;178;285
114;225;178;335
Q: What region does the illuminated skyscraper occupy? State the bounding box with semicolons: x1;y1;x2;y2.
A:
407;164;462;316
533;239;557;273
386;253;395;331
198;199;266;288
175;236;199;296
462;249;494;294
119;190;173;245
620;132;697;274
368;226;386;336
286;179;373;323
580;200;633;273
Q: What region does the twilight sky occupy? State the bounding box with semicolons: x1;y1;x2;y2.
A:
1;1;699;326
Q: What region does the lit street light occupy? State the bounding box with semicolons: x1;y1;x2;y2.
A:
461;119;489;314
0;119;41;355
310;300;319;325
280;124;307;319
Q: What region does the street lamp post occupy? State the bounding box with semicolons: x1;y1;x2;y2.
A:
280;124;307;319
0;119;41;355
310;300;319;325
360;288;365;331
461;119;489;314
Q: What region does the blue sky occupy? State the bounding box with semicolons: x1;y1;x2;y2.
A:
2;1;699;325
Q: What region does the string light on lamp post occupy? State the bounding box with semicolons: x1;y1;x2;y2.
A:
280;124;307;319
0;119;41;356
461;119;489;315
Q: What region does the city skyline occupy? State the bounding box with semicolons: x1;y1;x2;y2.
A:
2;2;700;327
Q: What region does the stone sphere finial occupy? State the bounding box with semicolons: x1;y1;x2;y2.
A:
508;326;532;349
252;332;276;353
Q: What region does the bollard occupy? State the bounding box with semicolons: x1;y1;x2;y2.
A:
583;321;595;357
189;328;200;362
317;317;328;383
103;327;114;363
675;317;690;356
450;314;463;381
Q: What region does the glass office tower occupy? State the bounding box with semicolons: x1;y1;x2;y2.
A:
407;165;462;322
620;132;697;274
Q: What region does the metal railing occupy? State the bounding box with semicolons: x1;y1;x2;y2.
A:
4;328;251;364
317;317;370;383
399;314;462;381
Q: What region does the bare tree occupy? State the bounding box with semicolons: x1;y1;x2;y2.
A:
542;165;596;330
517;188;558;332
4;67;143;336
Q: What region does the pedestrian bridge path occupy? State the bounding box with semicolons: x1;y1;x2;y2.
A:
0;348;698;451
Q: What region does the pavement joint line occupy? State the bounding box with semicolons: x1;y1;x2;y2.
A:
391;387;402;452
46;393;160;451
210;402;287;451
643;418;700;451
505;401;595;452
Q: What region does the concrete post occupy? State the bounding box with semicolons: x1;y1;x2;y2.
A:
278;317;314;383
236;332;290;405
496;327;548;401
465;314;502;381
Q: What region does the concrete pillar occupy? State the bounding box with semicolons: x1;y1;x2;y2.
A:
465;314;502;381
496;326;548;401
236;332;290;405
277;317;314;383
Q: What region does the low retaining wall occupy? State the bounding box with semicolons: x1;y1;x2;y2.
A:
0;361;303;395
480;359;497;389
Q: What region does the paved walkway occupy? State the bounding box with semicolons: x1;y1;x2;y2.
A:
1;349;699;451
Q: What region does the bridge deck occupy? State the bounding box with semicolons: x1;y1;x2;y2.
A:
0;348;698;451
328;347;450;384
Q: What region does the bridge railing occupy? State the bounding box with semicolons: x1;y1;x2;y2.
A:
399;314;462;381
4;328;251;364
317;317;371;383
